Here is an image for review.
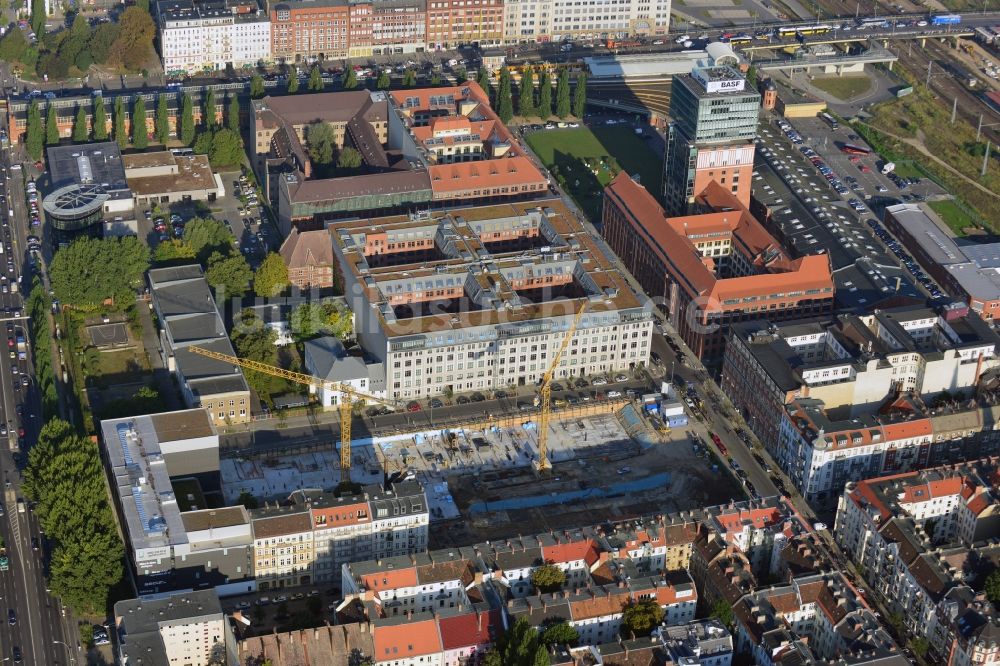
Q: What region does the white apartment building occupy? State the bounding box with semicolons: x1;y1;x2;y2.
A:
333;200;654;401
502;0;671;43
115;590;234;666
251;506;315;590
158;0;272;75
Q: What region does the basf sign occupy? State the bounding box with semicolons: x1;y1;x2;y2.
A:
692;67;746;94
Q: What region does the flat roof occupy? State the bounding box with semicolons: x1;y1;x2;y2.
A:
46;142;129;192
127;154;218;197
583;51;709;79
886;203;965;267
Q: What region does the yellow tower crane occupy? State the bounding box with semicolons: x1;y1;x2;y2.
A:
189;345;399;478
535;303;587;471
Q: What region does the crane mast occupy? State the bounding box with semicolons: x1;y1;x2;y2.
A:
536;304;587;471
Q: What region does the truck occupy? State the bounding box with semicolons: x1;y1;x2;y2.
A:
930;14;961;26
14;329;26;361
881;162;896;175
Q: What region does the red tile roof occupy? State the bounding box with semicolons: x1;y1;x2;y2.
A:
540;538;601;567
374;619;442;662
881;419;933;442
438;609;500;650
360;567;418;592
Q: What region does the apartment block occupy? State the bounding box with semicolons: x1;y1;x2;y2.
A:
114;590;236;666
603;172;833;360
331;198;652;400
657;619;734;666
157;0;271;75
279;228;335;290
250;504;315;590
502;0;671;44
663;66;760;216
426;0;504;50
270;0;351;63
148;265;251;425
835;459;1000;664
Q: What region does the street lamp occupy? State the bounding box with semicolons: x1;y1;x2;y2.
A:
53;640;77;664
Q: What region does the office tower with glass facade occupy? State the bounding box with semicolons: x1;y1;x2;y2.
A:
662;66;760;216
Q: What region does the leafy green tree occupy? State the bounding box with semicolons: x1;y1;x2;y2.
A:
455;66;467;84
93;94;108;141
376;69;391;90
909;637;929;659
232;309;280;401
430;72;442;86
286;73;299;94
136;0;149;11
555;70;570;118
237;491;258;510
155;93;170;144
337;146;362;170
402;69;417;87
209;128;243;167
620;599;664;637
227;94;240;133
203;88;217;130
183;218;233;264
254;252;289;297
180;93;195;145
250;73;265;99
153;239;196;265
709;599;734;628
493;618;549;666
30;0;45;39
105;7;156;70
193;130;214;155
23;419;124;615
113;95;127;148
537;70;552;119
306;122;336;165
342;68;358;90
290;300;353;341
540;622;577;646
132;95;147;148
518;70;534;118
477;66;491;101
25;100;43;161
308;64;323;92
45;103;59;146
49;236;150;309
0;29;28;64
205;251;252;298
497;67;513;124
531;564;566;592
88;22;120;65
985;569;1000;603
573;73;587;118
72;105;88;143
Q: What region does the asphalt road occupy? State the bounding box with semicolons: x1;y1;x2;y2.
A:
0;147;80;666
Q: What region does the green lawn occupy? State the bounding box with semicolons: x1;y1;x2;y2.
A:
810;76;872;101
526;126;663;222
930;199;981;236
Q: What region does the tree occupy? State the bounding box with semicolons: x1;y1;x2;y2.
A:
232;309;280;401
984;569;1000;603
205;251;252;298
183;218;233;264
708;599;734;628
254;252;288;297
113;95;127;148
179;93;195;145
537;70;552;120
25;100;43;161
497;67;513;124
477;66;491;101
132;95;147;148
573;73;586;118
286;73;299;94
44;103;59;146
454;66;467;84
208;128;243;168
30;0;45;39
430;72;442;86
306;122;336;166
530;564;566;592
518;70;534;119
23;419;125;616
93;94;108;141
555;70;570;118
155;93;170;144
203;88;217;130
540;622;577;646
193;130;214;155
237;491;258;510
909;637;930;659
343;68;358;90
0;29;28;64
250;74;265;99
153;239;196;265
308;64;323;92
136;0;149;11
89;22;120;65
492;618;549;666
72;105;88;143
227;94;240;133
48;236;150;309
402;69;417;88
290;300;353;341
106;7;156;70
620;600;664;637
376;69;391;90
337;146;362;170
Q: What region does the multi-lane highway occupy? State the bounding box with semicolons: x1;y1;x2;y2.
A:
0;145;80;665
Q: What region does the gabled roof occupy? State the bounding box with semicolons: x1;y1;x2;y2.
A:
373;618;442;662
280;228;333;270
438;609;500;650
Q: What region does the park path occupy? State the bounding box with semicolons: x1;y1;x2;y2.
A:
854;121;1000;201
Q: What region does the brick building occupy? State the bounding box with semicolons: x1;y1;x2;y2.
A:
426;0;503;50
270;0;352;63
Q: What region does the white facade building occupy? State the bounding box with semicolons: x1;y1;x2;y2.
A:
502;0;671;43
158;0;272;74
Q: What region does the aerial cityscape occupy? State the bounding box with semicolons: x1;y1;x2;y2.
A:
0;0;1000;664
